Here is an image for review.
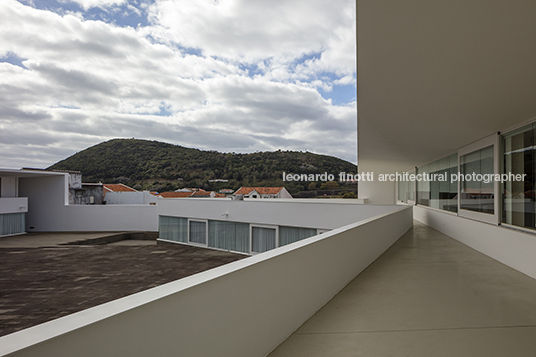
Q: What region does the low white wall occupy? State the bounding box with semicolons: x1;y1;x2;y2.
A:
158;198;402;229
60;205;158;232
104;191;157;205
0;197;28;214
414;205;536;280
0;206;412;357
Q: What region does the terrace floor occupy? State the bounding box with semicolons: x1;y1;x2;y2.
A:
269;221;536;357
0;234;246;337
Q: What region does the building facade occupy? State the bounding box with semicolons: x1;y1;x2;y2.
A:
357;0;536;280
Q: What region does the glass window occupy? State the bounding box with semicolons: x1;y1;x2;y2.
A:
398;176;408;203
251;226;276;253
279;226;317;246
417;154;458;212
503;123;535;229
0;213;25;236
408;172;415;202
189;220;207;245
460;146;494;214
208;220;249;253
158;216;188;242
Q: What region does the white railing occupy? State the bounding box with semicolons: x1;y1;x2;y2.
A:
0;206;412;357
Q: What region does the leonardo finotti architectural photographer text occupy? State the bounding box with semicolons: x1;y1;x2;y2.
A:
282;172;526;183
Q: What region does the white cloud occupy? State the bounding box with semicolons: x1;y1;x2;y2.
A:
146;0;355;74
64;0;127;11
0;0;357;169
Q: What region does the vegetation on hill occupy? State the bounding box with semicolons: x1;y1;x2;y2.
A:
48;139;357;194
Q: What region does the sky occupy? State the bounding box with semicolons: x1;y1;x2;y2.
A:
0;0;357;169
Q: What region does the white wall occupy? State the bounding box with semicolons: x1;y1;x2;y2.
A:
19;175;158;232
357;159;398;205
158;197;402;230
0;176;18;198
104;191;157;205
278;188;293;199
0;197;28;215
0;206;412;357
414;205;536;280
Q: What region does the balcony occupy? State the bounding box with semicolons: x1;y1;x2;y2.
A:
2;206;536;356
269;221;536;356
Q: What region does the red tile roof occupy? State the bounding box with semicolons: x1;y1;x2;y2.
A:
191;191;212;197
234;187;284;195
103;184;137;196
159;192;193;198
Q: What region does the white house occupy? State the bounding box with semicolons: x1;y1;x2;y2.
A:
234;187;292;199
0;168;157;235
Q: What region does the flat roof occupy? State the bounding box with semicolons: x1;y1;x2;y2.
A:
0;168;67;178
0;236;245;337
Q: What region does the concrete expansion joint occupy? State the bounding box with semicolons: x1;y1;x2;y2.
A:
295;324;536;335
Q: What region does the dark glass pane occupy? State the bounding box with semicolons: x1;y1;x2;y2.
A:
461;146;494;214
503;124;535;228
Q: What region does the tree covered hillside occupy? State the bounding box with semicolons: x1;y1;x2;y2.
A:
48;139;356;193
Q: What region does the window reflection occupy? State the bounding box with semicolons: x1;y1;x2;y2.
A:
503;124;536;229
460;146;494;214
417;154;458;212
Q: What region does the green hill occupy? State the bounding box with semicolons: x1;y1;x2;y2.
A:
48;139;356;194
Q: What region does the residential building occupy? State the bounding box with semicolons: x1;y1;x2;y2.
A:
72;183;104;205
21;168;104;205
190;191;215;198
0;169;157;235
103;183;137;195
102;183;158;205
0;170;29;237
174;188;194;193
234;186;292;199
158;191;193;198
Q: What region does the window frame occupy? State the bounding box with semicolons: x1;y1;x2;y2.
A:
249;224;278;255
457;134;500;224
188;219;208;247
396;167;416;205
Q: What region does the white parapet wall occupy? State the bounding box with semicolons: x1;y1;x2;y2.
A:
104;191;157;205
0;206;412;357
158;197;402;230
414;205;536;280
0;198;28;215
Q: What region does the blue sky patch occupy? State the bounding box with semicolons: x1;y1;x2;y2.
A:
0;52;28;69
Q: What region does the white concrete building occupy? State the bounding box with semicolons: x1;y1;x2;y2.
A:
0;169;29;237
3;2;536;356
157;198;393;255
357;0;536;281
0;169;157;235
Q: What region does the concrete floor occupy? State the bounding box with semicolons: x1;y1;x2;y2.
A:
269;221;536;357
